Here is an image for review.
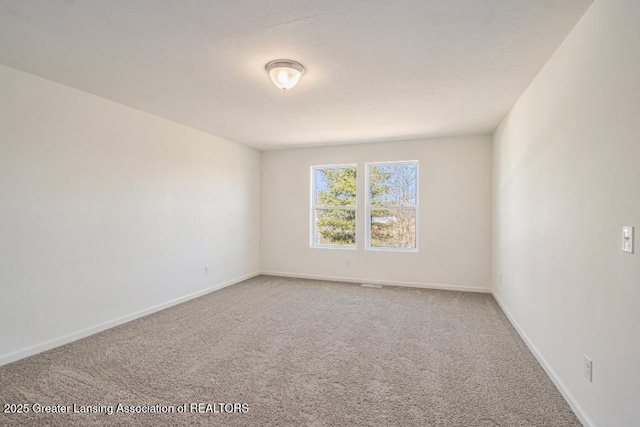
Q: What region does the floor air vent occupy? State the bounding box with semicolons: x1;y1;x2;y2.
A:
360;283;383;288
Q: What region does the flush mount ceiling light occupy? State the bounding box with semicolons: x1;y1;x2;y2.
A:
265;59;305;92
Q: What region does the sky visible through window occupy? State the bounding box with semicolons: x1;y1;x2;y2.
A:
315;168;330;196
370;164;417;207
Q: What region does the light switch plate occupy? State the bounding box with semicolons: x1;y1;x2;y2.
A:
622;226;634;253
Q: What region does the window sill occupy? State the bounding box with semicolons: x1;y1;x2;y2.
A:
365;246;418;253
311;244;357;250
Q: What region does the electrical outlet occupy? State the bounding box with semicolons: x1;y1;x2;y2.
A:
345;257;351;266
499;274;503;284
584;355;593;382
204;266;209;275
622;226;634;253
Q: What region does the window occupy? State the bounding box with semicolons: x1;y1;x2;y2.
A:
311;164;357;248
366;161;418;251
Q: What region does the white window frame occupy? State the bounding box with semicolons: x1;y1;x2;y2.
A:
310;164;358;250
365;160;419;252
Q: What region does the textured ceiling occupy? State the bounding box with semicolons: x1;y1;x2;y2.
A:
0;0;592;150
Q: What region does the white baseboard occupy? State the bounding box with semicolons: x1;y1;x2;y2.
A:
261;270;491;293
0;271;260;367
492;291;595;427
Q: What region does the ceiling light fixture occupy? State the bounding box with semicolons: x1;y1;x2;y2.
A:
265;59;305;92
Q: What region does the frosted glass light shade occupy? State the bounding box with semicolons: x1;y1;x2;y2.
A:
265;60;305;91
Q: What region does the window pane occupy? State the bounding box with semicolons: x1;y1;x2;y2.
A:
314;209;356;246
370;208;416;248
369;163;417;207
315;167;356;206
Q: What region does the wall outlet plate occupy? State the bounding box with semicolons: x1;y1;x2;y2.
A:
622;226;634;253
584;355;593;382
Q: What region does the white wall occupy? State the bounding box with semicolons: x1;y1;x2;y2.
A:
262;136;492;291
0;65;261;365
492;0;640;426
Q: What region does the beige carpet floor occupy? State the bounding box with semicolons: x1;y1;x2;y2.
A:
0;275;580;426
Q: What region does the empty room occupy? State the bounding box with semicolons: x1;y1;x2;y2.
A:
0;0;638;426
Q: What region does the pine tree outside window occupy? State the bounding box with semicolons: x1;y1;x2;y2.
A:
311;164;357;249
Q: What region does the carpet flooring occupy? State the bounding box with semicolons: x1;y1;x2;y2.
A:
0;275;581;426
